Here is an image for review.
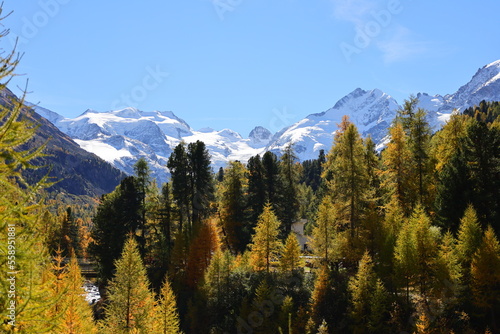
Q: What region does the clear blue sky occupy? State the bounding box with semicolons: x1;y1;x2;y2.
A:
4;0;500;136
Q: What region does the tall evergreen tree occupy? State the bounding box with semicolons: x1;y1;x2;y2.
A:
133;158;152;254
246;155;267;224
279;143;301;235
262;151;283;215
167;142;191;232
89;176;142;282
219;160;248;252
187;140;215;230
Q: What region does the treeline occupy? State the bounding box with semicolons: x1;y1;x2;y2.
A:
77;98;500;333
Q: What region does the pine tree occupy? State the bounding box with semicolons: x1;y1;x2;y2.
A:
103;237;156;333
187;140;215;230
133;158;152;255
249;203;283;273
167;141;191;232
279;143;301;235
89;176;142;282
219;160;248;252
279;232;304;274
154;278;182;334
247;154;267;224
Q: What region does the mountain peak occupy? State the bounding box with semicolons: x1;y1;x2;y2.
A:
447;59;500;110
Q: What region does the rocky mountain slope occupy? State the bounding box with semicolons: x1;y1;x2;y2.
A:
1;88;126;197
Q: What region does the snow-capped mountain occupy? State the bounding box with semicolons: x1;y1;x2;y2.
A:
249;126;273;148
34;59;500;184
266;88;399;160
266;59;500;159
36;107;270;185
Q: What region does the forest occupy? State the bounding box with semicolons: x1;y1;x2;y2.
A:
2;10;500;334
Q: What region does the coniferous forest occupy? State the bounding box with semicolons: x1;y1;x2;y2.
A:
2;8;500;334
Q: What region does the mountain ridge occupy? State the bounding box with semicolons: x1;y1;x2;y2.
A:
33;59;500;183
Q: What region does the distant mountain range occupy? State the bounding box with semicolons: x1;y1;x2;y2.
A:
0;88;126;197
32;59;500;185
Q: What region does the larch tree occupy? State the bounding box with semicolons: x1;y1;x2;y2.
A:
471;226;500;327
186;219;221;288
0;8;61;332
279;232;304;274
249;203;283;273
308;266;331;332
154;278;182;334
456;205;483;282
396;96;433;207
102;237;156;333
411;205;439;298
316;319;329;334
381;122;414;213
322;116;369;242
311;200;338;265
59;256;98;334
394;215;417;307
349;251;389;334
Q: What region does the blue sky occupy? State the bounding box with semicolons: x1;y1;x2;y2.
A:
4;0;500;136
